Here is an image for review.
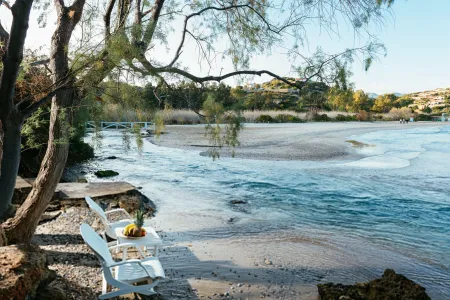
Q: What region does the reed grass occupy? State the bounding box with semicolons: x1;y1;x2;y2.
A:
97;106;385;124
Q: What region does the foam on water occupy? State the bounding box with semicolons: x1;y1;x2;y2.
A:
83;125;450;299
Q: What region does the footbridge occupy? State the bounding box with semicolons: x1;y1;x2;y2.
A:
85;121;153;133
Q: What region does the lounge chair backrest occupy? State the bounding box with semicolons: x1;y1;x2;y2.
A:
85;196;108;223
80;223;115;266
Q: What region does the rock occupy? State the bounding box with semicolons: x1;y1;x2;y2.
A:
46;204;61;212
230;200;248;205
76;178;88;183
0;244;55;300
39;211;62;224
106;156;117;159
317;269;431;300
13;177;33;205
264;259;272;265
0;227;5;247
119;195;155;216
34;284;67;300
94;170;119;177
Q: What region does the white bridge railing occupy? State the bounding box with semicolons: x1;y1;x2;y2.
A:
85;121;153;132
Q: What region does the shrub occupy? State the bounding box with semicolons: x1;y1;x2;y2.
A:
415;114;433;121
275;114;304;123
313;114;331;122
255;115;275;123
356;110;372;121
335;114;357;121
389;107;413;120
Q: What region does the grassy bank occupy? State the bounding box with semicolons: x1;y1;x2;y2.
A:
97;106;436;125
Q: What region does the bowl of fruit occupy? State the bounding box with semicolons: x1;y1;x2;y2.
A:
122;210;147;238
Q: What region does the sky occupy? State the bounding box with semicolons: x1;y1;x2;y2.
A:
0;0;449;94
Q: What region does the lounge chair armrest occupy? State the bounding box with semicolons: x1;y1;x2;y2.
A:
105;208;132;220
109;243;146;258
107;260;155;279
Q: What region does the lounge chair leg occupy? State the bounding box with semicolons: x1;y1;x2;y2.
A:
102;273;108;295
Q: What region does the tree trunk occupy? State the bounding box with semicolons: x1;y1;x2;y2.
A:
4;91;74;243
0;0;33;217
0;121;3;175
0;117;22;219
3;1;85;244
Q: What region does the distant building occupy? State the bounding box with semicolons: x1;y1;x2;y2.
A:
429;99;446;108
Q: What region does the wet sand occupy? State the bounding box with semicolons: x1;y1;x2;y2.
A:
150;122;439;161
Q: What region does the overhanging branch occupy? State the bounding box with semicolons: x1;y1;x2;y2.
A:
19;85;73;119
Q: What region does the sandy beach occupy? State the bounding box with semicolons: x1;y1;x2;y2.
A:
150;122;440;161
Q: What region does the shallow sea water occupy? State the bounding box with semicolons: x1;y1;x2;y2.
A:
84;125;450;299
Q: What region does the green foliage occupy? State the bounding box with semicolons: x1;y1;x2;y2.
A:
335;114;357;122
394;97;414;108
415;114;433;121
422;106;432;114
20;105;94;177
202;95;243;159
350;90;371;112
134;208;145;228
274;114;304;123
21;106;49;151
313;114;332;122
372;94;398;113
255;115;275;123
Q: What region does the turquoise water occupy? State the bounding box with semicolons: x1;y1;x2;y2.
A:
84;125;450;298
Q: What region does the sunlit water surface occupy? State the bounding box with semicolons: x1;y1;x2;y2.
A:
83;125;450;299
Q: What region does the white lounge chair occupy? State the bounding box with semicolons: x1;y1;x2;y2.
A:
80;223;165;299
84;196;133;240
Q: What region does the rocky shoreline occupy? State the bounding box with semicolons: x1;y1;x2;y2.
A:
12;178;156;222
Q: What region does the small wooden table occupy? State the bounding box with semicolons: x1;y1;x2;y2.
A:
115;226;162;258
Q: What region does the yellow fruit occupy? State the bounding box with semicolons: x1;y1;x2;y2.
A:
124;224;137;236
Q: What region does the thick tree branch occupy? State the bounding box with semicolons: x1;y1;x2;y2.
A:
134;0;142;24
19;85;72;119
140;0;165;50
104;0;116;38
0;0;34;122
54;0;65;14
158;68;305;88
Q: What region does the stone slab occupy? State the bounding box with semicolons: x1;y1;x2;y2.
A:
15;177;32;190
14;178;137;204
56;182;136;200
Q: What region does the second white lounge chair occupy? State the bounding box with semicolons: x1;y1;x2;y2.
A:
84;196;133;240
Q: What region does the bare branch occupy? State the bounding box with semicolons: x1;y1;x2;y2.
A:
167;4;250;67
